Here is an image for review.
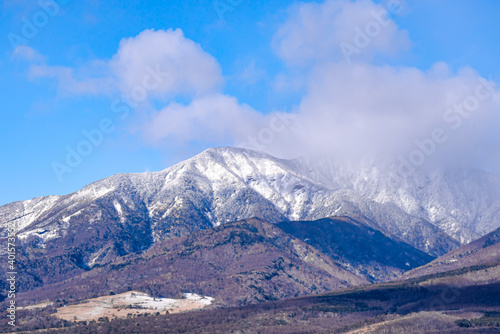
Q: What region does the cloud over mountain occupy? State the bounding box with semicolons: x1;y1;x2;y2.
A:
16;0;500;173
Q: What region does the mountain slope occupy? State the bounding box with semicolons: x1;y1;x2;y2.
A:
276;216;434;282
0;147;459;263
9;218;368;307
403;226;500;280
297;157;500;244
8;266;500;333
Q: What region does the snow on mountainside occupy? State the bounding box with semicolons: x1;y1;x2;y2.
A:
296;157;500;244
2;147;497;262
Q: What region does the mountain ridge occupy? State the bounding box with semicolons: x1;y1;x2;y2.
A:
276;216;434;282
1;147;464;261
402;225;500;280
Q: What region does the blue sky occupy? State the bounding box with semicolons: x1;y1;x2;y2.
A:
1;0;500;206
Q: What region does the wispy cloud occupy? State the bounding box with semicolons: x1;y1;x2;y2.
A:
28;61;115;95
11;45;45;62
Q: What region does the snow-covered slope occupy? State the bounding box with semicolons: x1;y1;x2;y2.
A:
295;157;500;244
3;147;496;262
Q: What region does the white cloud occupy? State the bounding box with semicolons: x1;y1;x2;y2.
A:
144;94;266;145
272;0;410;66
110;29;223;98
15;1;500;173
237;0;500;172
22;28;223;98
264;62;500;167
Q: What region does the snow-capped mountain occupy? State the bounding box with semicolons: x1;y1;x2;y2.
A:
2;147;497;264
295;157;500;244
